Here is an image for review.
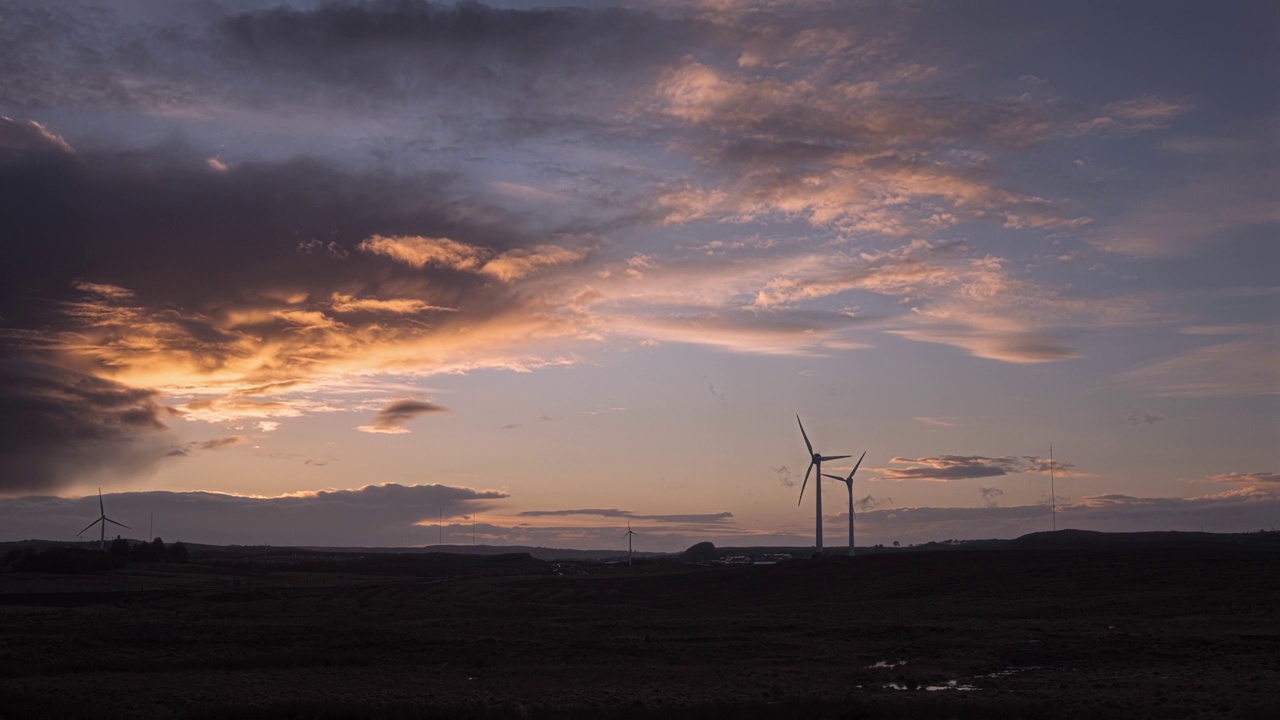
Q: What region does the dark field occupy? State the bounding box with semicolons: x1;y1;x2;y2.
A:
1;547;1277;719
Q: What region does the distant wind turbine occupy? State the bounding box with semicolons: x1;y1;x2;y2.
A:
797;415;851;555
623;521;637;565
77;488;130;551
823;451;866;556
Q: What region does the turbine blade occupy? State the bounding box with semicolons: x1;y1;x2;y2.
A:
77;518;103;537
848;451;866;479
797;415;813;455
104;518;130;529
798;462;814;505
98;487;104;515
820;454;851;462
821;473;844;481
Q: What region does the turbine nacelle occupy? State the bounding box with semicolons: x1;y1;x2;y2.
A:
794;415;852;505
822;450;867;487
77;488;130;551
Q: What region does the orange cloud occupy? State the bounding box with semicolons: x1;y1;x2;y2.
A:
358;234;589;281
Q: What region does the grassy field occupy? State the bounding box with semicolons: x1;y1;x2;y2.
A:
0;546;1276;719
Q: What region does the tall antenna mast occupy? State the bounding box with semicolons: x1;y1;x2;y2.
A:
1050;445;1056;532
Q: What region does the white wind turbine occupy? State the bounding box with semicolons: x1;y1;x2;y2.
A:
623;521;637;565
77;488;130;551
823;451;866;556
797;415;851;555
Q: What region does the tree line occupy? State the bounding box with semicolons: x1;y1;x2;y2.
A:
2;538;189;573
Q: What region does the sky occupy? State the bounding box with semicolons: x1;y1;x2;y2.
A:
1;0;1276;552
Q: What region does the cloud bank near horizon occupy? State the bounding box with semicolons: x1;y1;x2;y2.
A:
2;480;1274;551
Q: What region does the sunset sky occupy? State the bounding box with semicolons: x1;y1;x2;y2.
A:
1;0;1276;551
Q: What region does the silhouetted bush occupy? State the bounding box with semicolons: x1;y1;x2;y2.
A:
681;541;717;561
167;541;189;563
131;537;167;561
13;546;119;573
108;537;131;557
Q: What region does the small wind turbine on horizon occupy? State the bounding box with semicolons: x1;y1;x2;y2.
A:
823;451;866;556
797;415;851;555
623;521;637;565
77;488;129;551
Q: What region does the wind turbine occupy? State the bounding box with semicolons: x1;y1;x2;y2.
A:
623;521;637;565
77;488;130;551
797;415;851;555
824;451;866;556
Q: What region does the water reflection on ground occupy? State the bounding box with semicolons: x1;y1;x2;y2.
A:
880;665;1042;692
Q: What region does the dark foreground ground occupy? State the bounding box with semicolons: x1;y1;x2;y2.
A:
1;547;1276;719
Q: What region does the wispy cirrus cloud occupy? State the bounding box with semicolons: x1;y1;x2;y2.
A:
518;508;734;524
1119;328;1280;397
166;435;252;457
1210;472;1280;486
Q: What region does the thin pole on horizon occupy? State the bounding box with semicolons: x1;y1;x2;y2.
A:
439;509;442;546
472;514;475;545
1050;445;1056;532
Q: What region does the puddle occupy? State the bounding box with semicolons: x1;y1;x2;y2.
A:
978;665;1042;679
880;664;1039;692
924;680;977;692
882;680;976;692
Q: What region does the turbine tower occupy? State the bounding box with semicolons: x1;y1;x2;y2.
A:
824;451;866;556
797;415;851;555
77;488;130;551
623;521;637;565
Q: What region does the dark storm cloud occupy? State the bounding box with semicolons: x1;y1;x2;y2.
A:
358;399;448;434
218;0;701;106
0;483;509;547
0;144;449;321
1;1;699;117
0;132;619;500
0;138;599;411
0;360;170;494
